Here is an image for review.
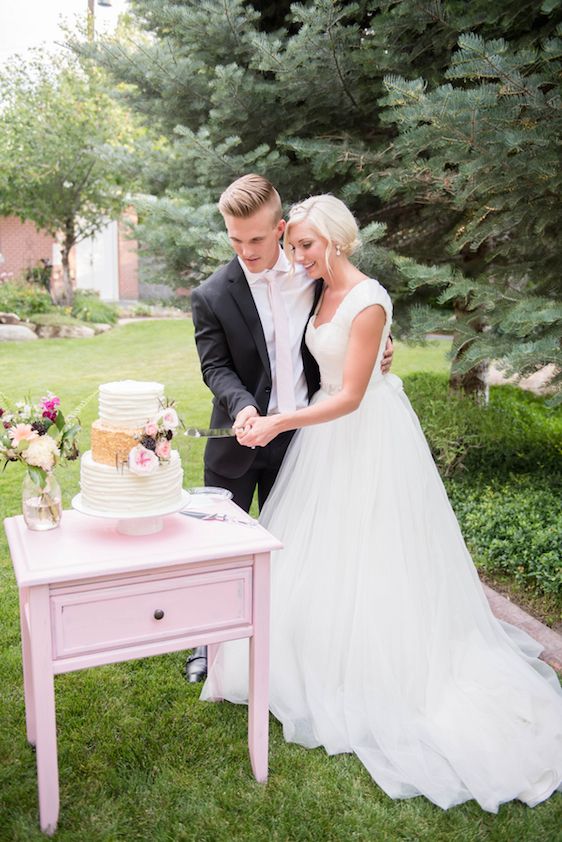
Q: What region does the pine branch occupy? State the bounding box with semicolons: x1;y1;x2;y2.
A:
174;126;239;174
326;12;358;110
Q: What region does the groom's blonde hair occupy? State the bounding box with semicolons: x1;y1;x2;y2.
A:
218;174;283;222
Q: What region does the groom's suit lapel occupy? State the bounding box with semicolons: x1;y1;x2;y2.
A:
226;259;271;379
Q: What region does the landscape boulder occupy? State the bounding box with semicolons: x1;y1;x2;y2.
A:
0;324;38;341
0;312;22;325
35;324;96;339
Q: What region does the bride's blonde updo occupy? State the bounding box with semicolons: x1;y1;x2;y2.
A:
284;194;361;275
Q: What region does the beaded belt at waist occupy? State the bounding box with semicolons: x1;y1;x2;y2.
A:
320;374;402;396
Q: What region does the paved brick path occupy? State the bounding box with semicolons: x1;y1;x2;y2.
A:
483;583;562;672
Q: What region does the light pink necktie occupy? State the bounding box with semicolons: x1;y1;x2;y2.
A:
266;272;296;412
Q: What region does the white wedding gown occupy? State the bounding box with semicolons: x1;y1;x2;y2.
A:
201;278;562;812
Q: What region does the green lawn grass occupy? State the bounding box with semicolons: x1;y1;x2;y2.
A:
1;322;560;841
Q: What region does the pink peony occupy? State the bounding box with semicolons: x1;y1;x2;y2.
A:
159;408;179;431
144;421;158;437
128;444;159;475
155;439;171;460
8;424;38;446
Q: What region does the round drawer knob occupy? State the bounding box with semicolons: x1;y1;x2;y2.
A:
153;609;164;620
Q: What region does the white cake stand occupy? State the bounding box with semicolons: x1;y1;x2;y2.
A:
72;490;192;536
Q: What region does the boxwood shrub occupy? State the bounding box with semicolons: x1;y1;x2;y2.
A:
404;373;561;478
403;373;561;599
446;477;562;597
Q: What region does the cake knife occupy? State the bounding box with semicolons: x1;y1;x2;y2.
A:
184;426;236;438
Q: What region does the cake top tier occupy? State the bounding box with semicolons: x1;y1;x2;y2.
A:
99;380;165;429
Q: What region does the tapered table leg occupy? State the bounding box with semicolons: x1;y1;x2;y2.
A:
19;586;36;746
248;552;270;782
28;586;59;835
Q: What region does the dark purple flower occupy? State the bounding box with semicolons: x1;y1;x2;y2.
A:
32;420;49;435
140;435;157;452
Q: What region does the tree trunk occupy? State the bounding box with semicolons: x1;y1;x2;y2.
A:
57;221;75;306
449;357;489;403
449;304;489;404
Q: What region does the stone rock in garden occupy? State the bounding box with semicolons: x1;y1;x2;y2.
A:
92;323;112;334
35;324;96;339
0;324;38;341
0;311;21;325
488;363;557;396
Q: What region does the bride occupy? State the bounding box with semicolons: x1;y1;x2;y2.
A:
201;194;562;812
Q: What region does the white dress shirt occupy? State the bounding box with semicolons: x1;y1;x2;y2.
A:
238;248;316;413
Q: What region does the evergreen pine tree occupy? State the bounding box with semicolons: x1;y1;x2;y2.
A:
81;0;561;398
380;16;562;399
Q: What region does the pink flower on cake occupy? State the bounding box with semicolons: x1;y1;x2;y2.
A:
144;421;158;437
155;439;171;460
8;424;38;446
159;408;179;431
128;444;159;475
23;434;59;472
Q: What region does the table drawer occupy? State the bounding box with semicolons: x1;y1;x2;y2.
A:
51;568;252;658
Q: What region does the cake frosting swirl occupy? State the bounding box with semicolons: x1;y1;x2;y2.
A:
80;450;183;514
98;380;165;429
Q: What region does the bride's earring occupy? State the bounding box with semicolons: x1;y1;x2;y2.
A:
335;245;341;256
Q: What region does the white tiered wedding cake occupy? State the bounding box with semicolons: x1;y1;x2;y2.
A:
79;380;184;515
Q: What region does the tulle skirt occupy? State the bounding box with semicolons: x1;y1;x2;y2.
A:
202;375;562;812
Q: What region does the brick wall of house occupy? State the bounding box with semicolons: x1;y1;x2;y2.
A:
0;217;55;280
0;215;139;299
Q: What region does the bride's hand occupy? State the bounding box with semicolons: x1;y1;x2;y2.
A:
237;415;280;447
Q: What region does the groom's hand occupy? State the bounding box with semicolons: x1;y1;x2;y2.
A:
238;415;279;448
233;405;258;439
381;336;394;374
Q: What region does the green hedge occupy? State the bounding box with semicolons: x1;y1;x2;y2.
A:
0;280;54;317
70;290;118;324
446;477;562;597
404;373;561;478
403;374;561;599
0;282;119;324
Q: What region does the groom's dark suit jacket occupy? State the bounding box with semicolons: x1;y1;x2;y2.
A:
191;256;322;479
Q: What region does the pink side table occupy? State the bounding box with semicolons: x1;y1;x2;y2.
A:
4;504;282;835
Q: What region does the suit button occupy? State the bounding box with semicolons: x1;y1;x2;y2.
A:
265;387;271;393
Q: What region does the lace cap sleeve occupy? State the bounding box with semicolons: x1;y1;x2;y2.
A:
336;278;392;329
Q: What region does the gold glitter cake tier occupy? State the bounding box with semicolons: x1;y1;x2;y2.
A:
91;420;140;467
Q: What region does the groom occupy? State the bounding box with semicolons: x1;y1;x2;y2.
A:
186;174;393;681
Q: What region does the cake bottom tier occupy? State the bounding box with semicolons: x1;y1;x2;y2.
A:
80;450;184;514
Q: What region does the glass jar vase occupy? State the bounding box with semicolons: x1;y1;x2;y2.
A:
22;472;62;531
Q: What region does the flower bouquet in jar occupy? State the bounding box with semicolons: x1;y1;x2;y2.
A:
0;393;81;530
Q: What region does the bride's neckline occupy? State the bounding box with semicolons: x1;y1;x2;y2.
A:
312;277;373;329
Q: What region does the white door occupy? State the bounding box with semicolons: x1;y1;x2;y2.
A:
75;221;119;300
